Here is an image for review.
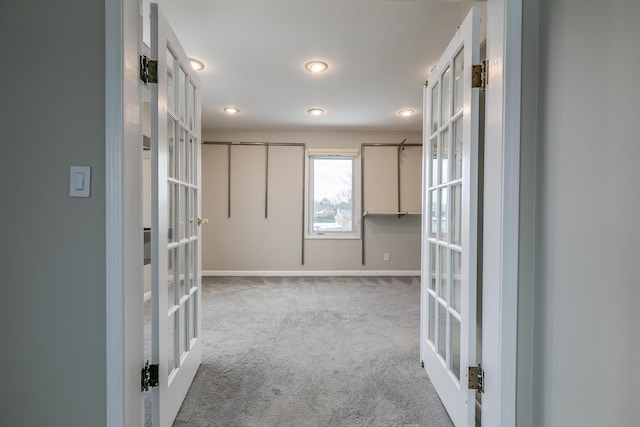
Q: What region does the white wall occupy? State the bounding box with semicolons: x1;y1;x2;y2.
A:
517;0;539;424
0;1;108;426
526;1;640;425
201;130;422;272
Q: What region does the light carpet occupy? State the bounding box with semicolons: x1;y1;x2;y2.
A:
169;276;453;427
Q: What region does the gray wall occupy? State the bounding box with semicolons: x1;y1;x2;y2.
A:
201;130;422;272
523;0;640;425
0;2;107;426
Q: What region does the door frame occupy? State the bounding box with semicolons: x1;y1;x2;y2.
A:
104;0;524;425
106;0;144;425
482;0;522;425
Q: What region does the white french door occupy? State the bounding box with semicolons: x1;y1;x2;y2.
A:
420;7;480;427
150;3;202;426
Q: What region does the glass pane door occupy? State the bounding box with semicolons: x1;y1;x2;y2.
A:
420;7;480;427
150;3;202;426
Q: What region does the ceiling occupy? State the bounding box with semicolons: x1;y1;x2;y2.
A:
153;0;486;132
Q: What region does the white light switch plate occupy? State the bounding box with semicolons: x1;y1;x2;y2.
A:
69;166;91;197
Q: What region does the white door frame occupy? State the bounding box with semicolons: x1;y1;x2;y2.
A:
482;0;522;425
105;0;524;425
106;0;144;426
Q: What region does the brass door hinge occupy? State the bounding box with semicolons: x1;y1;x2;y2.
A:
468;364;484;393
140;55;158;84
141;360;159;391
472;61;488;90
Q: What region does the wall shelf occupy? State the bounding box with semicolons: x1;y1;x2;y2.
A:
362;211;421;217
360;140;423;265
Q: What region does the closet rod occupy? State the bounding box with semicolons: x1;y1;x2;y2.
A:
205;141;265;146
203;141;306;147
360;144;421;148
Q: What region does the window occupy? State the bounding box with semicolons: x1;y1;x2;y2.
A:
307;150;359;238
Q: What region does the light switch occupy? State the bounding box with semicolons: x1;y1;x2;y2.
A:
74;172;85;190
70;166;91;197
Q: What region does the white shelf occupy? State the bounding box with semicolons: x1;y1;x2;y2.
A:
362;211;421;217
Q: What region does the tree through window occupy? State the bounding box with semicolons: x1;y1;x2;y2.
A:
309;155;356;234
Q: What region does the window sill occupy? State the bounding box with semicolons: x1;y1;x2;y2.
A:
305;233;361;240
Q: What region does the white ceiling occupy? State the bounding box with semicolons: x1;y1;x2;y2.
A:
154;0;485;132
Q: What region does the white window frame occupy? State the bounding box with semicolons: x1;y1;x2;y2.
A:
305;148;361;240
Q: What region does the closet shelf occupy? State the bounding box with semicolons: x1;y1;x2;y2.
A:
362;211;421;217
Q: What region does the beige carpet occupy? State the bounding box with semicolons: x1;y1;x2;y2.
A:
170;276;453;427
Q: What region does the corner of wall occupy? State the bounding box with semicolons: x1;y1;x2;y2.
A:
516;0;540;425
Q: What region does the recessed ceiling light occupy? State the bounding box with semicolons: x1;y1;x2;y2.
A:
398;109;416;117
189;58;205;71
223;107;240;114
304;61;328;73
308;108;325;116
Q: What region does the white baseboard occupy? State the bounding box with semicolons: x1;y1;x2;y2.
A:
202;270;420;277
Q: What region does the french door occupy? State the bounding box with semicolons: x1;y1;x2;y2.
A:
420;7;480;427
150;3;202;426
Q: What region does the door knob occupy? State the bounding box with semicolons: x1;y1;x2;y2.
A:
197;217;209;226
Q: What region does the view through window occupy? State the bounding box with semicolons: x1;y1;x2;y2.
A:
310;156;355;234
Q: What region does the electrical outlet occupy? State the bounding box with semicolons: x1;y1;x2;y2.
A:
383;252;390;261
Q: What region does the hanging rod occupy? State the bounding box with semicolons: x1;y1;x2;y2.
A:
360;142;421;148
203;141;306;147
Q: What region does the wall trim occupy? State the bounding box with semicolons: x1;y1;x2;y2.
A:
496;0;522;423
105;0;125;425
203;270;420;277
482;0;522;425
106;0;143;425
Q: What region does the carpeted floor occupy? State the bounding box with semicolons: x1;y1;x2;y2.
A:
170;276;453;427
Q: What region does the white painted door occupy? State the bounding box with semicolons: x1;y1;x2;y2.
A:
150;3;202;426
420;7;480;427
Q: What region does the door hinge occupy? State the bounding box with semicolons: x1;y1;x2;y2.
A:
141;360;159;392
468;364;484;393
472;61;488;90
140;55;158;85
